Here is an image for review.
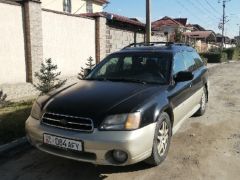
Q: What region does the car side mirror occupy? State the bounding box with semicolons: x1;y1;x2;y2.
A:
84;68;91;77
174;71;194;82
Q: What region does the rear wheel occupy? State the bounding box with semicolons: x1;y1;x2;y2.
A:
194;87;207;116
145;112;172;166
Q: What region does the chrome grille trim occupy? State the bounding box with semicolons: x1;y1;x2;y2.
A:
41;112;94;132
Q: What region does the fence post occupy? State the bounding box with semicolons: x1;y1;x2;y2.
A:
95;16;106;64
23;0;43;83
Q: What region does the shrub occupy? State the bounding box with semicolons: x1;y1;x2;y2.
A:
78;56;95;80
200;52;227;63
233;47;240;60
223;48;235;60
34;58;67;95
0;90;7;108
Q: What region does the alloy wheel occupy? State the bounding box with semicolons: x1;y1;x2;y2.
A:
157;120;169;157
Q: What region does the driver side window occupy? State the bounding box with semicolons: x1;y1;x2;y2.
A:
173;53;187;75
96;57;119;77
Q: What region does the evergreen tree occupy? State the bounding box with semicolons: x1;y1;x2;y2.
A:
0;89;7;108
34;58;67;95
78;56;95;80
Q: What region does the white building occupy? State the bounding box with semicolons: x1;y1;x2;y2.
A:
41;0;109;14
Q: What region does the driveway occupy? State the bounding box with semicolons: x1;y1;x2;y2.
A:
1;62;240;180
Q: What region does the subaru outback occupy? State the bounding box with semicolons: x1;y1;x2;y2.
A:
26;42;209;166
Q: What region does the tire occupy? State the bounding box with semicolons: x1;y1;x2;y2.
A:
194;86;207;116
145;112;172;166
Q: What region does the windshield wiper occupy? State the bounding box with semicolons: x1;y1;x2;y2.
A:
85;77;163;85
85;77;109;81
104;78;148;84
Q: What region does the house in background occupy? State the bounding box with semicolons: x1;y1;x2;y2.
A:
235;36;240;45
183;30;216;43
216;33;231;44
41;0;109;14
152;16;189;41
186;24;206;32
183;31;216;52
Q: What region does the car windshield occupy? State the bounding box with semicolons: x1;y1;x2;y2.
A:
86;52;172;84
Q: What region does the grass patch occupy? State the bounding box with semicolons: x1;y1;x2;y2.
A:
0;101;33;145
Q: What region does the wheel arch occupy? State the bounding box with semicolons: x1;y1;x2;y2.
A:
161;106;174;128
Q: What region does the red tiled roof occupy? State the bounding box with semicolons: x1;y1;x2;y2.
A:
174;18;187;26
94;0;109;4
152;16;183;29
183;31;215;39
80;12;145;28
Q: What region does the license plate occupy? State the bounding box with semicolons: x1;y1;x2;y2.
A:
43;134;82;152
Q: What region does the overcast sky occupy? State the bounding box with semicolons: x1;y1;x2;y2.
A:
105;0;240;38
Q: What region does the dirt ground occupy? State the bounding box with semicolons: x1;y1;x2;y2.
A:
0;62;240;180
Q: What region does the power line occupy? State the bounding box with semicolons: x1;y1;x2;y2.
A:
175;0;205;23
189;0;220;21
203;0;222;16
175;0;216;29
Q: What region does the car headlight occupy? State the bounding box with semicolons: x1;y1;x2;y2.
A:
31;101;42;120
100;112;141;130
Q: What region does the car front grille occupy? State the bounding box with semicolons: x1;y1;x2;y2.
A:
41;112;94;132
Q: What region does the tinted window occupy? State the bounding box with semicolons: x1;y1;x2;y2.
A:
184;51;196;72
87;53;172;84
191;52;204;68
173;53;187;75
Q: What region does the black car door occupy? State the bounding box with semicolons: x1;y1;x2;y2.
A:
168;52;193;128
184;51;205;108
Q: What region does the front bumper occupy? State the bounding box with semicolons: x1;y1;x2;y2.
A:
25;116;156;166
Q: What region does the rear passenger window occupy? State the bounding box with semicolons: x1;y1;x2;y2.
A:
173;53;187;75
123;57;132;71
184;51;196;72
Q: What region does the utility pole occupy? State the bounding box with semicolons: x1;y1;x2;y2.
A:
238;24;240;36
146;0;151;43
219;0;231;50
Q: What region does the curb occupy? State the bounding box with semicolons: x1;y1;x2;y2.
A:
0;137;29;155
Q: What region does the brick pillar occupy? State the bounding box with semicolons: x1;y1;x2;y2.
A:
95;16;106;64
23;0;43;83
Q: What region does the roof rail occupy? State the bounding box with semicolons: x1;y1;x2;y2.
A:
122;42;190;49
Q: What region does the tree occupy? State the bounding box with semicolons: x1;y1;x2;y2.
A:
34;58;67;95
78;56;95;80
174;28;183;43
0;89;7;108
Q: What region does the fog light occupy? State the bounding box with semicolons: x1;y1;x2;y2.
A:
112;150;128;163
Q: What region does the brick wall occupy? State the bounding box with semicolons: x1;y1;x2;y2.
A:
105;25;145;55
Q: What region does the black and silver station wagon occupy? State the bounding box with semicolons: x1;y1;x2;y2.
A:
26;42;209;166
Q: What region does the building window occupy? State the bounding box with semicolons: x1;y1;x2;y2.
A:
86;0;93;13
63;0;72;13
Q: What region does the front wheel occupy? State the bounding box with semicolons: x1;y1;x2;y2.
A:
145;112;172;166
194;87;207;116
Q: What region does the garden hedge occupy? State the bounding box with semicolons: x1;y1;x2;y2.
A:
200;52;227;63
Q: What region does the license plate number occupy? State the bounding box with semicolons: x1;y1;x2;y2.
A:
43;134;82;152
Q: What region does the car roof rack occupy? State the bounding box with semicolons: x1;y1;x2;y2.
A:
122;42;190;49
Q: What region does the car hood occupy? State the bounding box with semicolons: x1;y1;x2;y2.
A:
43;80;163;126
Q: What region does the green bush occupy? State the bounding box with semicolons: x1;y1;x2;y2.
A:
233;47;240;60
223;48;235;60
200;52;227;63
